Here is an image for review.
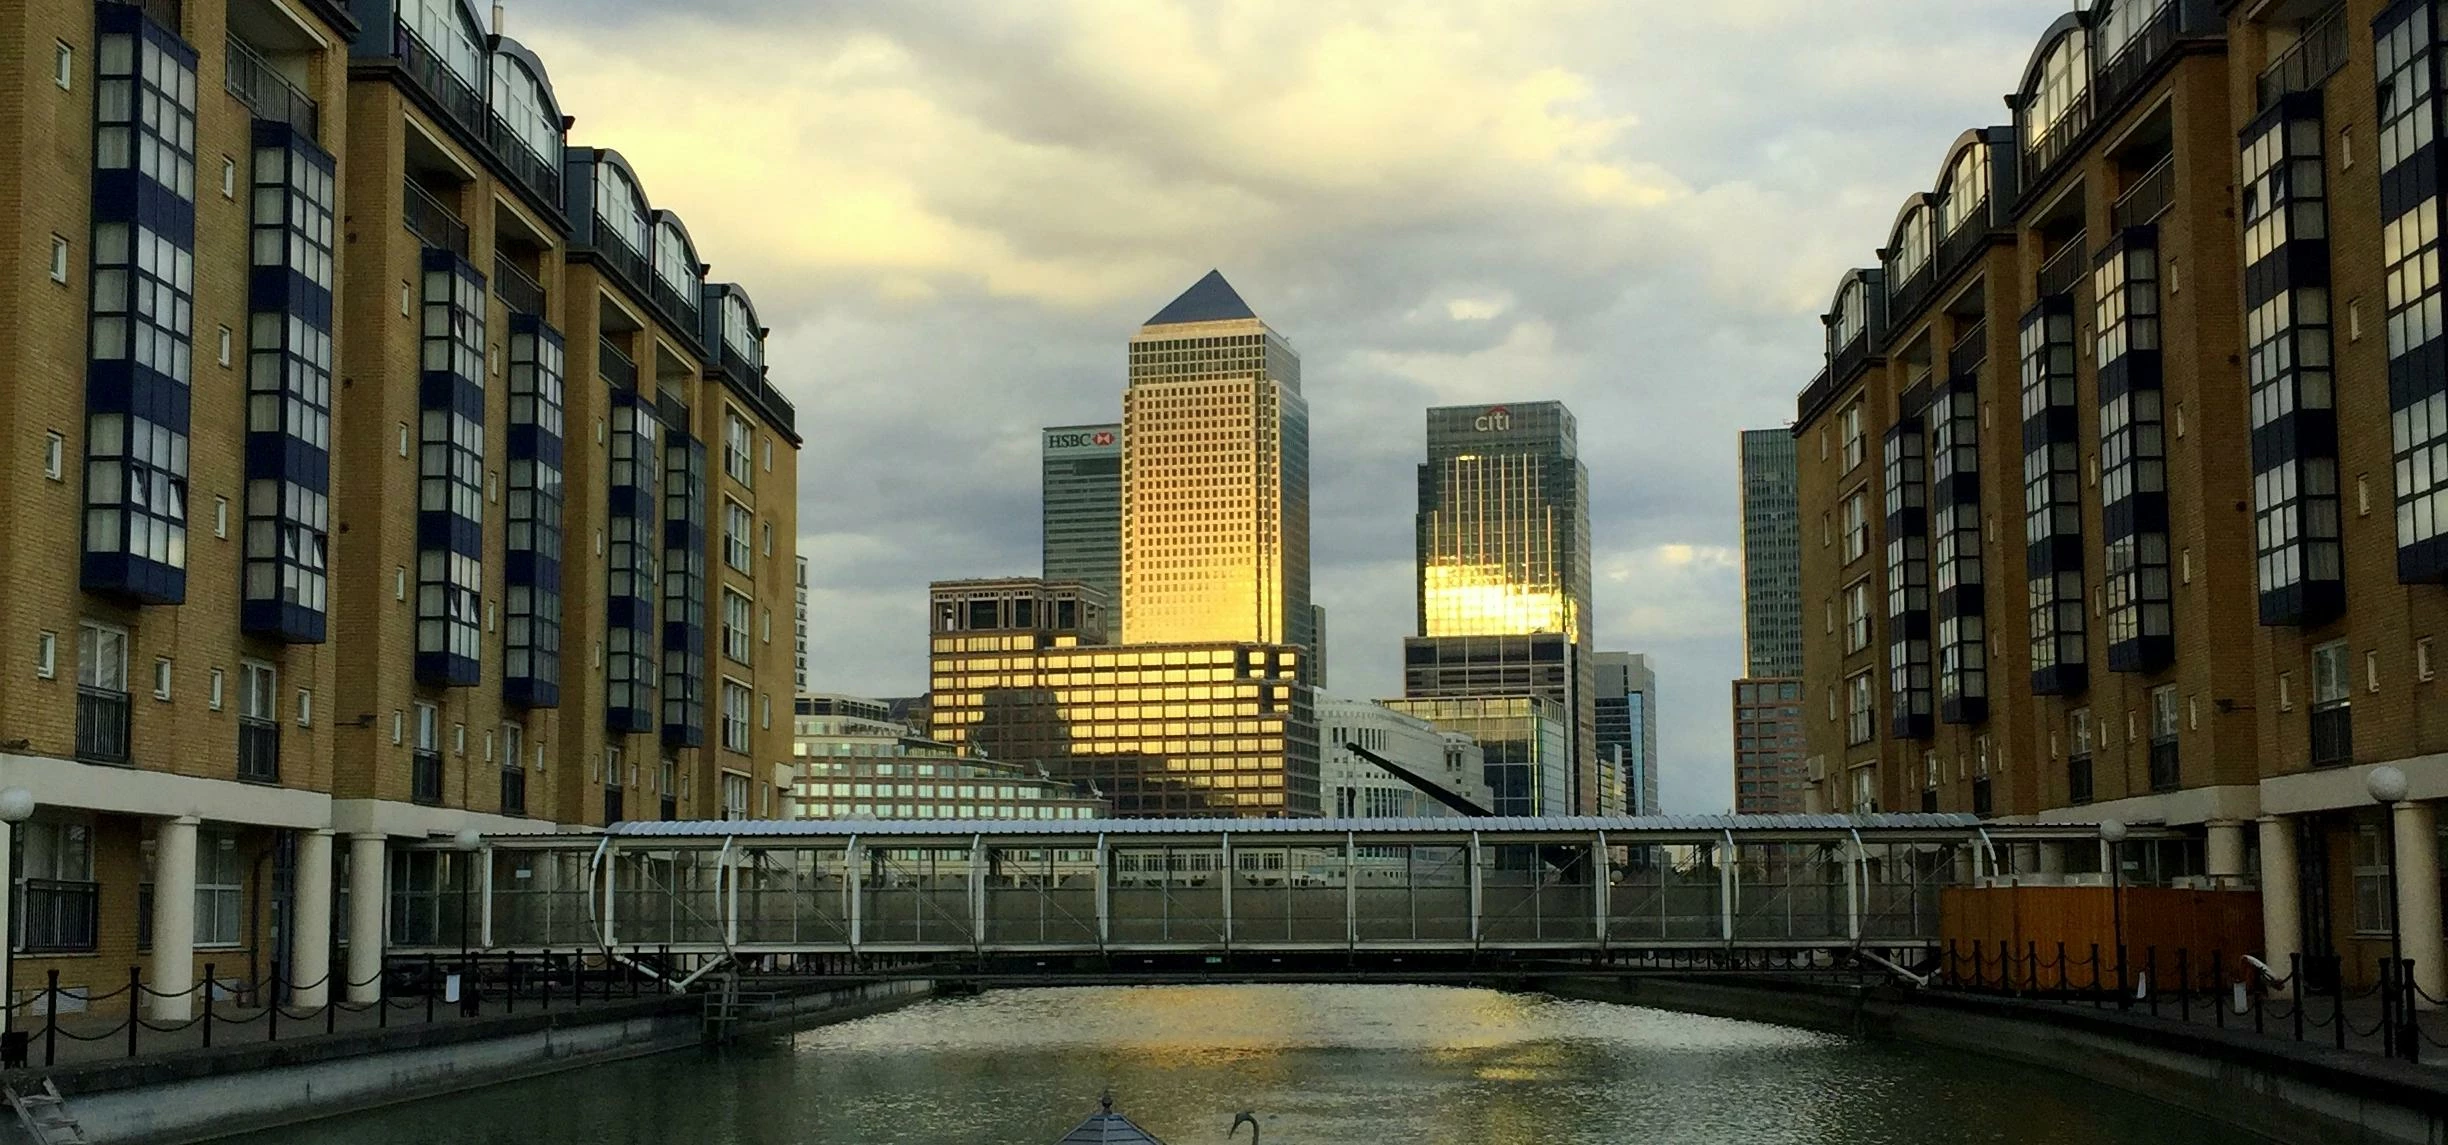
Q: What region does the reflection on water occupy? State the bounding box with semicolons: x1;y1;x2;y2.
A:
230;984;2224;1145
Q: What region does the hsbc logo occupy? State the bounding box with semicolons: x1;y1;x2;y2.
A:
1047;430;1118;450
1474;406;1511;432
1092;431;1115;446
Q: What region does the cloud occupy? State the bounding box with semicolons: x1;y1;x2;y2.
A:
511;0;2073;812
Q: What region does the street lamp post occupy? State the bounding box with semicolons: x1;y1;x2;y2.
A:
2367;765;2412;1059
0;787;36;1043
453;828;481;1017
2100;818;2128;1008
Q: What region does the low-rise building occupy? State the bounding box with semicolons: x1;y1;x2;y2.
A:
1317;695;1491;817
790;695;1107;821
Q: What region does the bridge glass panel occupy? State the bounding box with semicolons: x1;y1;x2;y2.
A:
491;849;594;947
1109;846;1224;943
858;846;978;946
984;847;1099;947
1231;844;1351;944
1606;843;1724;942
1480;842;1594;943
1860;841;1956;939
612;847;724;946
1732;843;1848;942
737;847;850;946
1354;844;1469;943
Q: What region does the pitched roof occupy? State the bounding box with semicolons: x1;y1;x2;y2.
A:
1145;269;1255;326
1057;1097;1167;1145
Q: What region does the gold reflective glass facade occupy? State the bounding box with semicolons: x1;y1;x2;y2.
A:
1121;316;1311;653
926;580;1318;817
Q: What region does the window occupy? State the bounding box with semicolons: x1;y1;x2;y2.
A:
54;40;72;89
1842;490;1869;563
2067;707;2094;805
2312;639;2354;766
761;520;773;556
44;432;64;481
724;499;753;572
2353;822;2394;936
207;667;223;710
1844;579;1872;653
238;660;278;783
721;590;752;664
723;411;753;486
1845;672;1875;746
2422;637;2436;682
49;235;69;283
19;819;97;952
1841;402;1866;471
152;657;171;700
2380;2;2448;572
195;830;243;947
297;687;311;726
722;772;750;821
35;632;58;680
1849;762;1878;813
2148;684;2180;791
721;680;751;753
412;701;442;804
763;436;773;473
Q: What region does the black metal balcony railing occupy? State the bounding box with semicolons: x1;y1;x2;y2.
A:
2096;2;2183;117
19;879;100;953
656;390;690;433
2021;96;2094;195
592;227;651;300
2310;705;2354;768
393;19;484;140
2148;738;2181;792
1937;209;1991;277
1887;263;1935;326
484;111;564;212
1796;371;1836;424
494;251;545;316
2258;5;2348;111
1950;320;1989;375
1972;776;1994;818
403;179;469;258
604;786;626;825
1831;330;1871;384
599;337;638;389
237;717;280;784
2037;233;2089;299
501;767;528;817
2113;156;2176;231
412;750;445;805
2068;755;2095;805
224;36;319;138
651;279;703;343
76;687;130;764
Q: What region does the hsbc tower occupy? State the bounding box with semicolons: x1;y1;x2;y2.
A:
1042;423;1123;614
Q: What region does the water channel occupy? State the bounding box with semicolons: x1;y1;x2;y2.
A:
231;984;2231;1144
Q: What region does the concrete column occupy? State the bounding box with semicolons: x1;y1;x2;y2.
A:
2012;844;2040;883
2257;816;2299;997
346;833;387;1004
0;818;16;1026
146;816;199;1022
2393;801;2445;1009
2038;842;2067;881
2206;820;2247;890
290;830;335;1009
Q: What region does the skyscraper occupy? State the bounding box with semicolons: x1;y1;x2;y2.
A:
1121;271;1312;655
1404;402;1594;815
1739;429;1803;677
1735;428;1806;814
1042;423;1123;614
1594;652;1658;815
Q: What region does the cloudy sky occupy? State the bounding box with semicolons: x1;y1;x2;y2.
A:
513;0;2061;813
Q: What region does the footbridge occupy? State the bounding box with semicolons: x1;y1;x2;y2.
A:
388;814;2108;975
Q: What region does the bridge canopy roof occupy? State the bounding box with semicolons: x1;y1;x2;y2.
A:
531;812;1989;842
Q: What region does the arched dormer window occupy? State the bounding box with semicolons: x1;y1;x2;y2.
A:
653;215;699;299
488;51;560;166
595;158;648;258
721;291;762;372
1938;145;1988;237
1832;278;1867;349
405;0;485;90
2021;29;2090;159
1887;202;1934;284
2095;0;2171;65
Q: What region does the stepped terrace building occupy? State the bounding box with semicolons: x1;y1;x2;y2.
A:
0;0;799;1019
1791;0;2448;996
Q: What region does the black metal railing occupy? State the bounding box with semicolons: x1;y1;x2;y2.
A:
2069;755;2095;805
413;750;445;805
604;786;625;824
2113;155;2175;231
237;717;280;784
2258;4;2347;110
393;19;484;139
20;879;100;953
2096;2;2182;116
1937;210;1991;277
1796;371;1836;424
1831;330;1871;383
2149;738;2181;792
1951;320;1988;374
2037;233;2089;299
1887;263;1934;325
403;179;469;258
484;111;564;212
651;279;702;343
599;337;637;389
2021;96;2094;195
76;687;130;764
2311;705;2354;767
591;226;650;300
224;36;318;137
501;767;528;817
494;252;545;316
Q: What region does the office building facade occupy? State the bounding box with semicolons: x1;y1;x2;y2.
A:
1382;696;1568;818
0;0;800;1016
1407;401;1594;814
1792;0;2448;992
1318;695;1492;817
791;697;1108;821
1042;423;1122;617
1120;271;1312;655
1732;678;1806;814
926;578;1319;817
1593;652;1658;815
1740;429;1805;678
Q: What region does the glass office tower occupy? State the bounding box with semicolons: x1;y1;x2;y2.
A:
1043;423;1123;616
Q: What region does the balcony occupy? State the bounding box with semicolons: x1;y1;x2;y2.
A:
224;36;318;138
2037;233;2089;299
2021;97;2093;195
1796;370;1836;424
1950;321;1988;375
2112;156;2175;231
1830;330;1871;385
403;179;469;258
501;767;528;817
1887;263;1934;327
2148;738;2181;792
2068;755;2094;805
392;19;483;140
412;750;444;805
651;279;702;344
237;717;280;784
599;337;638;390
76;687;130;765
494;251;545;317
2258;5;2347;111
484;112;563;213
2096;2;2183;117
1936;211;1990;278
2310;704;2353;767
592;227;651;301
19;879;100;953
